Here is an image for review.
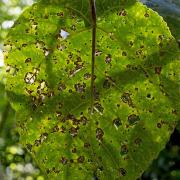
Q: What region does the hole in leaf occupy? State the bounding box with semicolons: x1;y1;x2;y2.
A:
60;29;70;40
24;72;36;84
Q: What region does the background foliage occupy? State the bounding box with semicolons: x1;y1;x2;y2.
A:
0;0;179;179
0;1;43;179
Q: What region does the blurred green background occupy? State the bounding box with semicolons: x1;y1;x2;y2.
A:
0;1;44;180
0;0;179;179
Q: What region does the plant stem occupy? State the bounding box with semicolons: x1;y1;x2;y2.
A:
89;0;96;114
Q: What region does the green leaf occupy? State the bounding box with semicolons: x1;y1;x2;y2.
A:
4;0;180;179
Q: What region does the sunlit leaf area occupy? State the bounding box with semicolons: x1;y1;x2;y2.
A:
0;0;179;180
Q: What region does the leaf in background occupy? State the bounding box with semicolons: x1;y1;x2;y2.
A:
0;67;6;111
141;0;180;40
4;0;180;179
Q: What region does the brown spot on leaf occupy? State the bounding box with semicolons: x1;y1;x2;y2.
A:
119;168;127;176
129;41;134;47
60;157;68;165
25;58;31;63
155;67;162;75
69;127;78;137
74;83;86;93
84;142;90;148
26;144;32;152
70;159;74;163
72;148;77;153
84;73;91;80
60;126;66;133
105;54;112;63
121;93;133;107
80;116;88;125
96;128;104;141
39;133;48;144
25;88;33;95
56;111;62;118
95;49;102;56
134;138;142;145
113;118;122;128
77;156;85;163
103;79;111;89
121;144;128;155
57;12;64;17
52;125;59;133
118;9;127;16
71;25;76;31
128;114;140;125
24;72;36;84
144;12;149;17
34;139;41;146
93;103;104;114
122;51;127;56
157;123;162;128
58;82;66;91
